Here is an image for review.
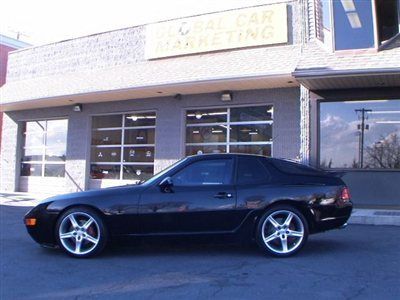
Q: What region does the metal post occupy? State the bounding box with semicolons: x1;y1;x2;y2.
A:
355;108;372;168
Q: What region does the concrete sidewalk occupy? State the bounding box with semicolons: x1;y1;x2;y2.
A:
0;192;45;207
1;191;399;226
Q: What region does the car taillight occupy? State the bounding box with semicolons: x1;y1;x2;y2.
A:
340;187;351;201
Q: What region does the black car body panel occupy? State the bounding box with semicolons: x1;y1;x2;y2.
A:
24;154;353;248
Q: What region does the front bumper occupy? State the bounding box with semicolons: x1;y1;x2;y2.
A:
24;203;58;247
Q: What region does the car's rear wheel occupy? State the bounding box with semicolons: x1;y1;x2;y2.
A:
256;205;309;257
56;207;107;258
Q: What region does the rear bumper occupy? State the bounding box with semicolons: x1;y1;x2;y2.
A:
309;202;353;233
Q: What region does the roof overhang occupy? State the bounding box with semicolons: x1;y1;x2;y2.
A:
0;34;31;49
292;68;400;90
0;73;298;112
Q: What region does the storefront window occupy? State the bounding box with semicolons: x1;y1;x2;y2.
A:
186;105;273;156
20;119;68;177
319;99;400;169
90;112;156;181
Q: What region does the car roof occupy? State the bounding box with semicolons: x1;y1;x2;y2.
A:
187;153;285;162
186;153;324;174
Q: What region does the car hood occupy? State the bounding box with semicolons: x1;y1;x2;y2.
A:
39;184;146;204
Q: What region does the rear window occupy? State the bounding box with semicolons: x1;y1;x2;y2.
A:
237;156;271;185
271;160;324;176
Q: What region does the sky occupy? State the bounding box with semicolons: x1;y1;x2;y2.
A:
1;0;273;46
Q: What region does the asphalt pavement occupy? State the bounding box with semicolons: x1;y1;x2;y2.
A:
1;204;399;300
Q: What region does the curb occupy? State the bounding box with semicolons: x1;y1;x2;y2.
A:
349;209;400;226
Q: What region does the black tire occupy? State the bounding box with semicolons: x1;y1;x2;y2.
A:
55;207;108;258
256;205;309;257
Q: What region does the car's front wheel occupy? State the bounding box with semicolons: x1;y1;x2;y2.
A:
256;205;309;257
56;207;108;258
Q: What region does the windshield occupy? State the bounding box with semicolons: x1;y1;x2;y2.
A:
141;157;188;185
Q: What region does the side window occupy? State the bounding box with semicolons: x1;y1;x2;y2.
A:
172;159;233;186
237;157;271;185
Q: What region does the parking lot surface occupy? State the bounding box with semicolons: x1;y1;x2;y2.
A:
1;205;399;300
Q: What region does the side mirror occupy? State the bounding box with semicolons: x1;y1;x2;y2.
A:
159;177;173;192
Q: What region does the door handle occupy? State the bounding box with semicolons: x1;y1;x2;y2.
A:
214;192;233;199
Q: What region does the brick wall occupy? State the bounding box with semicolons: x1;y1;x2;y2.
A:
0;44;15;85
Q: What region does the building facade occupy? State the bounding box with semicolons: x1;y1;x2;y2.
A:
1;0;399;206
0;34;31;153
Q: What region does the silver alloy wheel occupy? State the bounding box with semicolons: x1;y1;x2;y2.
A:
58;212;100;255
261;210;305;255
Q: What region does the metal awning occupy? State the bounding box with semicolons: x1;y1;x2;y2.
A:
292;68;400;90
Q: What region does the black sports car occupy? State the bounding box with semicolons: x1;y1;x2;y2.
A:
24;154;352;258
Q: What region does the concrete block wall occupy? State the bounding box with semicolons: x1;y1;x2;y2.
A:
0;88;300;193
1;1;302;106
0;113;19;191
6;27;145;83
6;0;301;84
342;171;400;206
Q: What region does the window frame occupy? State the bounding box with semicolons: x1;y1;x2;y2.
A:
332;0;376;51
90;110;157;181
315;0;400;51
184;104;274;157
317;98;400;171
20;117;68;178
377;0;400;48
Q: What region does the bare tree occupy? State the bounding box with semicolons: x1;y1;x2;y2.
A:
351;158;359;169
366;134;400;169
320;158;333;169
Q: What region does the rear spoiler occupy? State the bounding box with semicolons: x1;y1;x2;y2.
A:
325;171;346;178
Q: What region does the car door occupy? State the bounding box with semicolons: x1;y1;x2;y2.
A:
136;157;244;234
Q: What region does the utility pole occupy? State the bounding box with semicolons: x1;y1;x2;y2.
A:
355;108;372;168
8;29;29;41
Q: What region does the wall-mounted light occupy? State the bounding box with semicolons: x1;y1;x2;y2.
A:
221;91;232;102
73;104;82;112
130;115;138;121
174;94;182;100
195;112;203;120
